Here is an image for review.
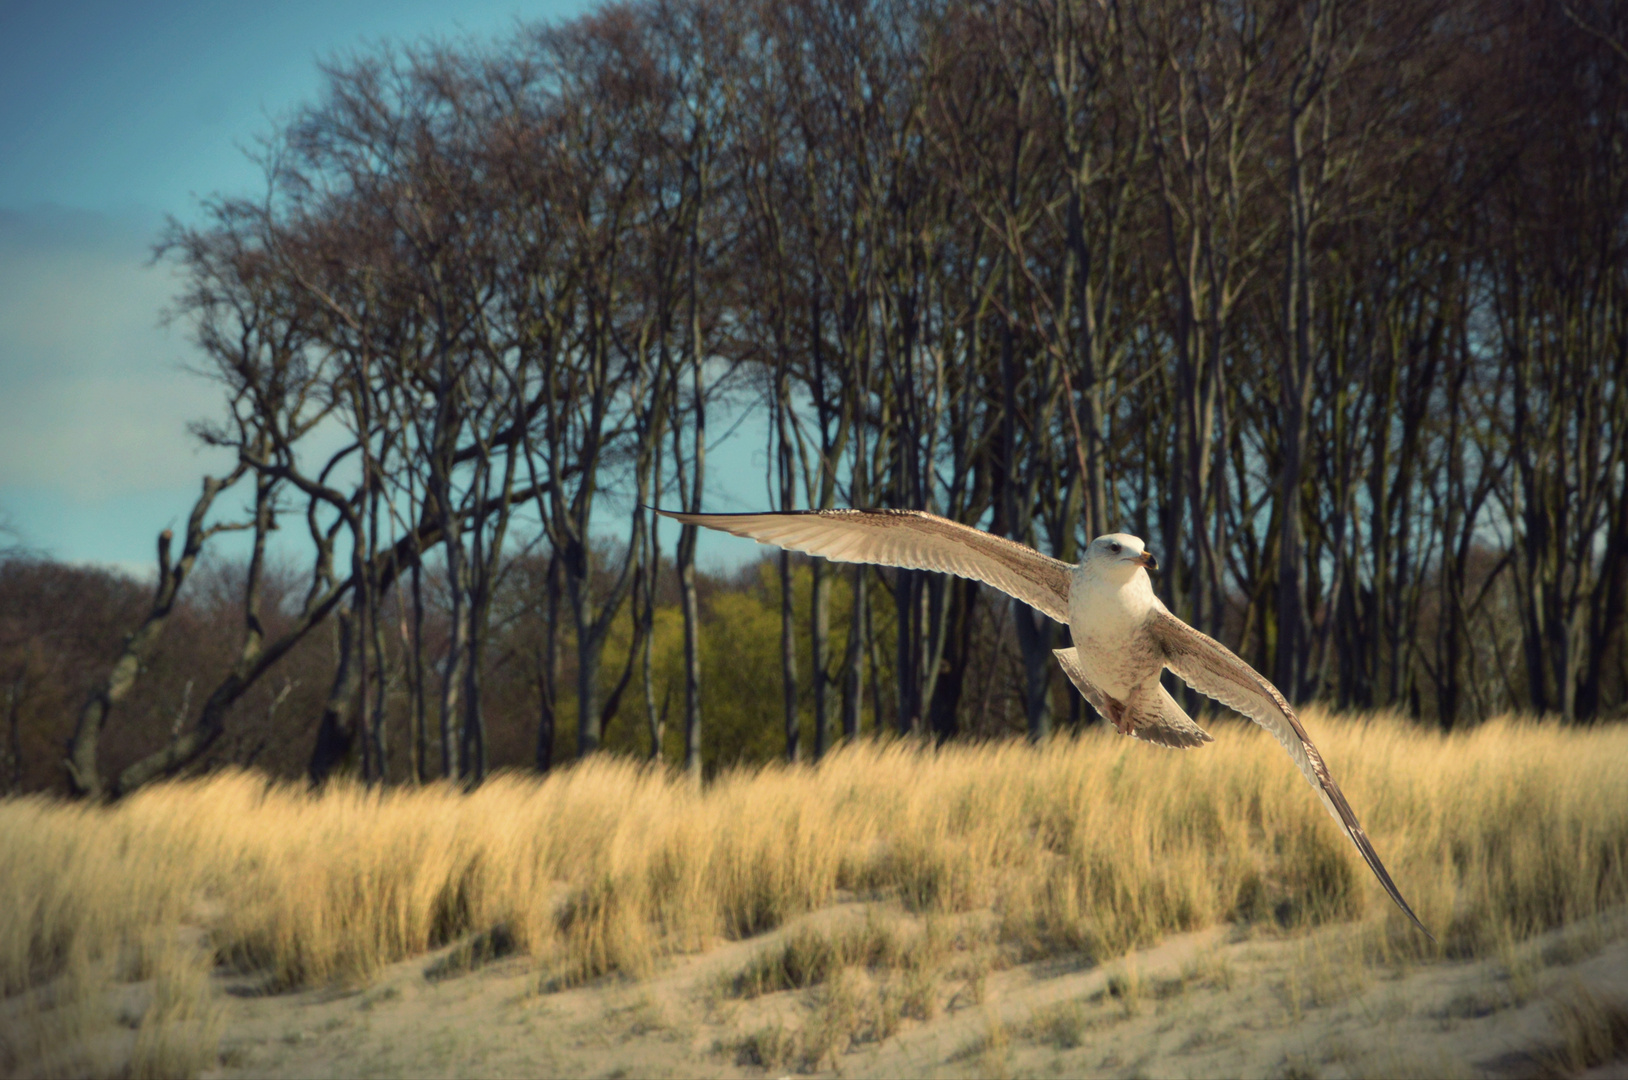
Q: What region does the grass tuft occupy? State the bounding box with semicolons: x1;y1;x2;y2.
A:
729;925;848;998
726;909;945;1000
1535;982;1628;1078
128;941;224;1080
734;1022;796;1069
423;923;517;983
1023;1000;1092;1049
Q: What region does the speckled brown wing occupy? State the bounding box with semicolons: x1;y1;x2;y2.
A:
1147;606;1433;940
658;509;1073;624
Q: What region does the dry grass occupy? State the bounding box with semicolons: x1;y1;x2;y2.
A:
725;909;951;999
127;941;225;1080
1532;982;1628;1077
1021;999;1093;1048
1;711;1625;1072
728;960;911;1072
0;936;222;1080
951;1008;1013;1077
0;951;125;1079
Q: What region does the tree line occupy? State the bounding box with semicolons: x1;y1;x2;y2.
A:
27;0;1628;799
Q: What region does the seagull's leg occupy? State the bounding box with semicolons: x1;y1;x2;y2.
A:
1110;685;1158;736
1100;696;1131;734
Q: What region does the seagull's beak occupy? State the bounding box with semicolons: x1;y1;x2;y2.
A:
1137;551;1159;571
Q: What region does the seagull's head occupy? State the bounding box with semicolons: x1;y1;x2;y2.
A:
1084;533;1158;580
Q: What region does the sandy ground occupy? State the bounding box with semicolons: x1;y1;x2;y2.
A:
186;904;1628;1080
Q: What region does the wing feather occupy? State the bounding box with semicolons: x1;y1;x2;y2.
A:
1131;685;1214;749
1147;607;1433;940
659;509;1073;624
1052;647;1112;716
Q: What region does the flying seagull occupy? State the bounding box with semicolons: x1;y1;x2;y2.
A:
656;506;1431;939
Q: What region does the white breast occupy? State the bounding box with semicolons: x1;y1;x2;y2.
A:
1067;564;1162;698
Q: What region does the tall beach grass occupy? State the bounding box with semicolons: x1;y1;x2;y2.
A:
2;711;1625;1004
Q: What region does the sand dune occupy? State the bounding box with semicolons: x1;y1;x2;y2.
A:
3;712;1627;1077
151;902;1628;1078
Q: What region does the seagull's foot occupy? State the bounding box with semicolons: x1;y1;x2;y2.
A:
1103;697;1133;735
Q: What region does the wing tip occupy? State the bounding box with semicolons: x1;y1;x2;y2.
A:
1347;820;1435;942
1387;889;1436;943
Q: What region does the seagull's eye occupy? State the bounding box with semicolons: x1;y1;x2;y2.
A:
1109;542;1122;553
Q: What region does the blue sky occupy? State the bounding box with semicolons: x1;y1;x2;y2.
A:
0;0;768;574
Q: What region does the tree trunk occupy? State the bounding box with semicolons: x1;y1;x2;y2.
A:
67;470;242;798
842;566;866;740
1273;76;1318;703
535;552;561;772
572;547;602;755
308;607;362;784
780;549;799;762
440;547;466;777
811;558;830;758
410;557;429;781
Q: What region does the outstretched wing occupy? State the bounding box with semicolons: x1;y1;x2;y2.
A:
1147;606;1433;940
658;508;1073;624
1052;649;1212;749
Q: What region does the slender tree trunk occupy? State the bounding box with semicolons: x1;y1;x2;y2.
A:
536;552;561;772
4;676;23;795
896;569;920;735
642;506;665;760
571;542;602;755
463;629;486;783
67;469;244;798
678;211;707;778
927;577;978;742
308;607;363;783
1274;85;1318;703
780;549;799;761
369;577;390;782
411;556;429;782
842;565;866;740
462;512;487;785
811;558;830;758
440;550;466;777
775;371;801;761
841;416;870;742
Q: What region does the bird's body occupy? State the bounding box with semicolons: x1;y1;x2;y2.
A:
1067;538;1161;701
655;506;1432;939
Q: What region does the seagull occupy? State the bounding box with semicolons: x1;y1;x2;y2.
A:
656;506;1431;939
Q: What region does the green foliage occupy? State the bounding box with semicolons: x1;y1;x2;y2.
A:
582;559;896;771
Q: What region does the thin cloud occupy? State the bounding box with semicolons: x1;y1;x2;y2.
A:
0;204;229;500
